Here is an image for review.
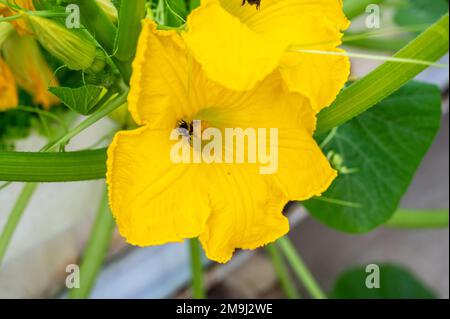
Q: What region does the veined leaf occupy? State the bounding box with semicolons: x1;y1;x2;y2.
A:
305;81;442;233
331;264;436;299
165;0;188;27
49;85;104;115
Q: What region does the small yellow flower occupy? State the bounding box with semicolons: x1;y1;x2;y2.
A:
107;20;336;263
2;32;59;109
182;0;350;112
0;57;18;111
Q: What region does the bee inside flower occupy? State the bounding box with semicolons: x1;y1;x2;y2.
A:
242;0;261;9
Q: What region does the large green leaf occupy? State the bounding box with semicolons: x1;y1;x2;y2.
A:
165;0;188;27
305;81;442;233
49;85;104;115
331;264;436;299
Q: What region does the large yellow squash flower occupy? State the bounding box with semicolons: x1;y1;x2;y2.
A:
183;0;350;112
107;20;337;263
0;57;18;111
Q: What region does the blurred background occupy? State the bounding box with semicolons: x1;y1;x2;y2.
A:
0;0;448;298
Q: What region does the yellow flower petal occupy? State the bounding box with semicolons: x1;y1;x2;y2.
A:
111;19;337;262
200;163;289;263
128;20;199;127
183;0;287;91
0;57;18;111
280;11;350;112
107;126;211;245
183;0;349;92
2;32;59;109
200;71;337;200
276;129;338;200
280;48;350;113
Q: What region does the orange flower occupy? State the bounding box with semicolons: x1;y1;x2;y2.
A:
0;57;18;111
2;32;59;109
0;0;35;35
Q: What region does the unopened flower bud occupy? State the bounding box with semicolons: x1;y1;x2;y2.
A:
0;22;14;49
86;48;107;75
26;15;100;72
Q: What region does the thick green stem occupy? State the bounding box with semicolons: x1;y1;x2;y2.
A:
266;244;301;299
115;0;146;62
69;187;115;299
189;238;205;299
0;149;107;182
114;59;133;84
278;237;326;299
316;13;449;135
0;183;38;265
385;209;449;229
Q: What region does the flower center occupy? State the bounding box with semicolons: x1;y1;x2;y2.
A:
177;119;213;145
177;119;193;136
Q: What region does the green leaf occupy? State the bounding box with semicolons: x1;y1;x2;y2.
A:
165;0;187;27
395;0;448;28
331;264;436;299
305;81;442;233
49;85;104;115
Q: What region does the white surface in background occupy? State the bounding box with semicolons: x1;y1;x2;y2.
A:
0;117;116;297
